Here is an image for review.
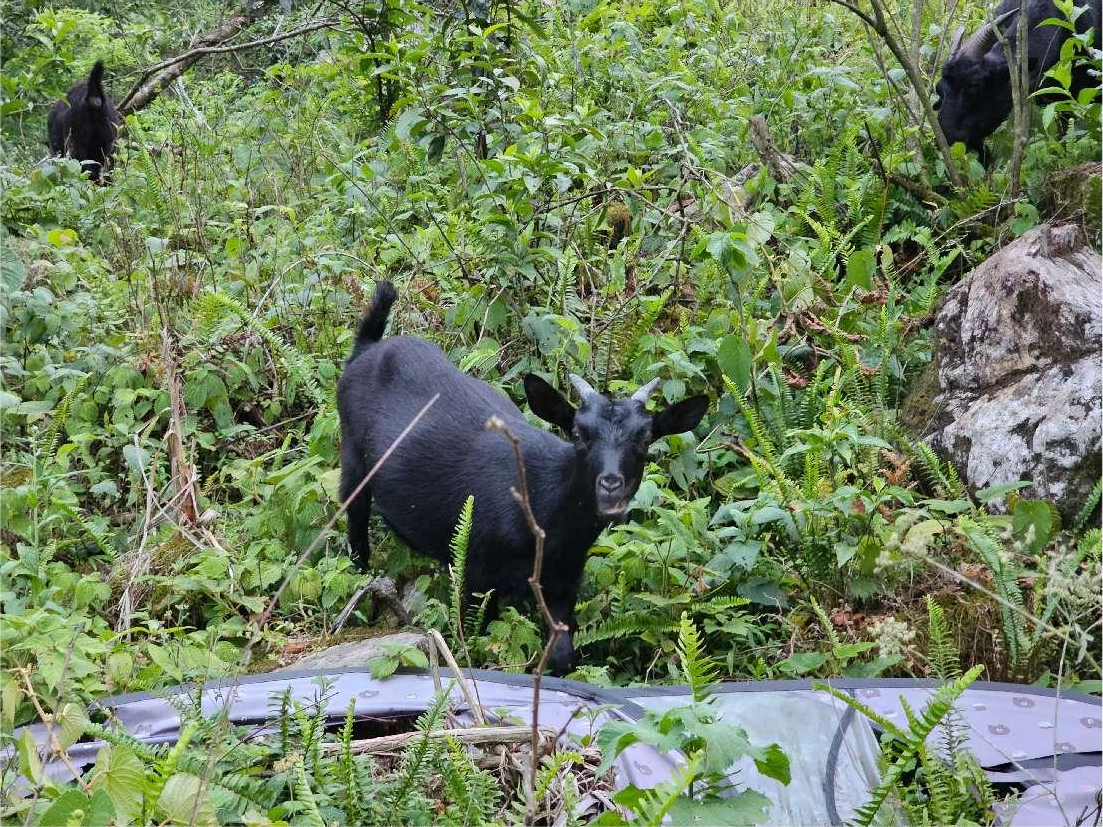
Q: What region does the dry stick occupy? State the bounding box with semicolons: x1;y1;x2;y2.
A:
485;416;567;827
161;326;199;525
321;725;557;755
119;17;338;114
426;630;486;726
253;393;439;630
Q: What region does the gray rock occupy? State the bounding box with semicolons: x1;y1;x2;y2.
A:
910;224;1101;517
277;631;427;671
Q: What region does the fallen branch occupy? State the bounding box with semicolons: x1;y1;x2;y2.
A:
119;17;338;115
322;725;557;756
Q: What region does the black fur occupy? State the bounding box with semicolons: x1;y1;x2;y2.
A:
935;0;1101;163
47;61;122;182
337;282;709;676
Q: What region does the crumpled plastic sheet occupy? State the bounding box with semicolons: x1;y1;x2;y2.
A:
5;672;1099;826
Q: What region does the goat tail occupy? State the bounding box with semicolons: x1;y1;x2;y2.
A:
86;60;106;105
351;281;397;358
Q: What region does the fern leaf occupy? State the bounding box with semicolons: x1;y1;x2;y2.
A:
677;613;719;703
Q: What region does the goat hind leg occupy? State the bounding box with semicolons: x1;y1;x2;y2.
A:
339;444;372;569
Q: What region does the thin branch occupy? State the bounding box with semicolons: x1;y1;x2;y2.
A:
485;415;566;827
119;18;338;114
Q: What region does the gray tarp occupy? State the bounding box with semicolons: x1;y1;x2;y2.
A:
8;670;1101;826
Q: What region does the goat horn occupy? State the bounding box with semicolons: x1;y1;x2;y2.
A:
569;374;598;400
961;8;1019;59
949;26;965;57
630;377;661;403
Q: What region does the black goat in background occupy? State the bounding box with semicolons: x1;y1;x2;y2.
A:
337;282;709;676
935;0;1102;163
47;60;122;182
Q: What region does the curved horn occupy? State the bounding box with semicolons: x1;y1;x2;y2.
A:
949;26;965;57
569;373;598;401
630;377;661;403
961;8;1019;59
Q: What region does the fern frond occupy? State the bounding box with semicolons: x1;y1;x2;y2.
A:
290;760;326;827
818;665;984;827
195;291;324;407
1072;478;1102;533
383;687;451;822
677;613;719;703
448;495;475;645
40;375;88;464
958;516;1025;669
574;613;680;647
925;597;961;682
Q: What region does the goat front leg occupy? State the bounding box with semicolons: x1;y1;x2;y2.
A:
542;589;579;677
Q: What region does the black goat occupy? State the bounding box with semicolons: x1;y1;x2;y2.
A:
935;0;1101;163
337;282;709;675
47;60;122;182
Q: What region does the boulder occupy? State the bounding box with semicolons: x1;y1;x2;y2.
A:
904;224;1101;518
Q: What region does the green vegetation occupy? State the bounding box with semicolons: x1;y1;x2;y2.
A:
1;0;1099;822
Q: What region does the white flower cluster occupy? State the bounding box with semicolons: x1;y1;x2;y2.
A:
868;615;916;658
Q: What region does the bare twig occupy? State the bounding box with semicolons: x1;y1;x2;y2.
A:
485;416;567;826
321;724;557;755
747;115;798;184
331;576;409;634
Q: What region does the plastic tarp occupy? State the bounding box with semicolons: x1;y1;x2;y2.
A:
8;670;1101;826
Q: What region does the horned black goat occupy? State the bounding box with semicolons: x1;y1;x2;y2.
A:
47;60;122;182
337;282;709;676
935;0;1101;163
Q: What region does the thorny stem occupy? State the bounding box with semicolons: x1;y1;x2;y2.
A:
485;415;566;827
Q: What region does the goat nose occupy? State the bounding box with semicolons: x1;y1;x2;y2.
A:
598;474;624;493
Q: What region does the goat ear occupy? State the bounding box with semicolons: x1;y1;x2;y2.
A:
651;396;708;440
524;374;576;433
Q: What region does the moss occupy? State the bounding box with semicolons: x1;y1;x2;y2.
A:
1085;172;1101;239
898;359;941;435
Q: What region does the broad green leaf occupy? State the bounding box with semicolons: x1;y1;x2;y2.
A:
667;789;772;826
753;742;791;785
777;651;828;675
717;335;753;393
367;655;400;679
159;772;217;826
1012;499;1059;554
394;107;426;140
38;789;115;826
0;243;26;293
54;702;90;749
91;744;146;818
845;248;875;291
18;728;43;785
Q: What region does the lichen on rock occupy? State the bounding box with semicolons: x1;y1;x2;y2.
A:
902;224;1102;518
